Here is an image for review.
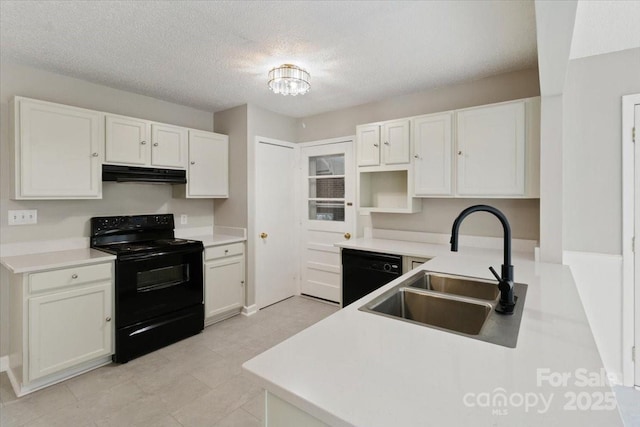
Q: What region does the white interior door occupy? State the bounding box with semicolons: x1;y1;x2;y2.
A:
634;103;640;386
300;140;355;303
255;140;298;309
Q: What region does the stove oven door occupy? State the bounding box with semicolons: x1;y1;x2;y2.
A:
116;247;203;328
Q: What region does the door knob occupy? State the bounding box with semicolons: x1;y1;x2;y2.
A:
344;232;351;240
260;232;268;239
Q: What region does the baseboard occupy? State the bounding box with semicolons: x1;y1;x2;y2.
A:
0;355;8;372
241;304;258;316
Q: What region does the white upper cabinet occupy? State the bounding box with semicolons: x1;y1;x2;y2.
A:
381;119;410;165
456;100;526;196
412;112;453;196
151;123;188;168
105;114;187;169
105;114;149;166
183;130;229;198
357;120;410;167
356;124;380;166
410;97;540;199
12;97;103;199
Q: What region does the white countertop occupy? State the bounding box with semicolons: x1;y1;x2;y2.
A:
187;234;246;247
0;248;115;274
0;232;244;274
336;236;534;261
243;250;622;426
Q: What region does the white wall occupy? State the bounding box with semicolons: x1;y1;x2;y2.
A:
0;62;216;359
563;48;640;255
372;198;539;240
562;47;640;383
214;105;248;229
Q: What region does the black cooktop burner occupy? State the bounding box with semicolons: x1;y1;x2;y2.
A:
95;238;201;255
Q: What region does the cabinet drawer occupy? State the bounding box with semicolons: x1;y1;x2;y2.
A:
30;263;112;294
205;243;244;260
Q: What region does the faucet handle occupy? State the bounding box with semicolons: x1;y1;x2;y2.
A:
488;266;501;282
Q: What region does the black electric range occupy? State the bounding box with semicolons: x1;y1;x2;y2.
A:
90;214;204;363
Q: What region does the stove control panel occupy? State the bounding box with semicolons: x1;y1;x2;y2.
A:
91;214;175;235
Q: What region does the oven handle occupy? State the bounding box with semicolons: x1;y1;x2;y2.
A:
119;246;203;261
137;279;185;293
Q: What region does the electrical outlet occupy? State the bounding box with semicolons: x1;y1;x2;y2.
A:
180;214;188;225
8;209;38;225
8;210;20;225
25;210;37;224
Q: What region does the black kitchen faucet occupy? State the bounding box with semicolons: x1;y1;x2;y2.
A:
450;205;516;314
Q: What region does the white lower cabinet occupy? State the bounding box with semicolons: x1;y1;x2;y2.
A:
7;261;114;396
204;242;245;325
28;282;112;381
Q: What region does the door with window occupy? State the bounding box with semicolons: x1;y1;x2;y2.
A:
300;140;355;303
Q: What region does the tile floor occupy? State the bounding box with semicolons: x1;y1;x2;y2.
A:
0;296;339;427
1;295;639;426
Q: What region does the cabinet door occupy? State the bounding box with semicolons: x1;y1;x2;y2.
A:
456;101;525;196
356;124;380;166
16;98;102;199
28;282;112;381
151;123;188;169
205;256;244;319
413;113;453;196
381;119;410;165
187;130;229;198
105;114;149;165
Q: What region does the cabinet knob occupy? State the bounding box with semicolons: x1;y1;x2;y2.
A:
414;154;420;159
241;280;245;285
106;317;112;322
153;142;159;147
344;232;351;240
140;141;147;145
384;141;390;145
71;274;78;279
458;151;462;155
373;143;379;147
224;249;229;254
92;152;99;157
260;232;268;239
190;161;195;165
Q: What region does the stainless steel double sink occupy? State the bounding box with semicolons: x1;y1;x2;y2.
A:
359;271;527;348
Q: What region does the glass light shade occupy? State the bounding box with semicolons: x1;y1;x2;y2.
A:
268;64;310;96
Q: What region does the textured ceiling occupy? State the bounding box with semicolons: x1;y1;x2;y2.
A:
0;1;537;118
570;0;640;60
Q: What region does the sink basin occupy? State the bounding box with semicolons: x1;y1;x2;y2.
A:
367;288;491;335
359;271;528;348
404;271;499;300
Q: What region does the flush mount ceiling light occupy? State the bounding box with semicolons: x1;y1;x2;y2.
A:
268;64;310;96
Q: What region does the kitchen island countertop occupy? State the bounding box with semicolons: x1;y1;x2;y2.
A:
243;250;622;426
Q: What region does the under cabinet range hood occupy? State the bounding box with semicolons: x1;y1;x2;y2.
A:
102;164;187;184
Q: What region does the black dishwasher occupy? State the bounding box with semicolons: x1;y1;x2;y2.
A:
342;249;402;307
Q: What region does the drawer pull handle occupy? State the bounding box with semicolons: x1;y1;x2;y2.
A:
71;274;78;279
106;317;112;322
